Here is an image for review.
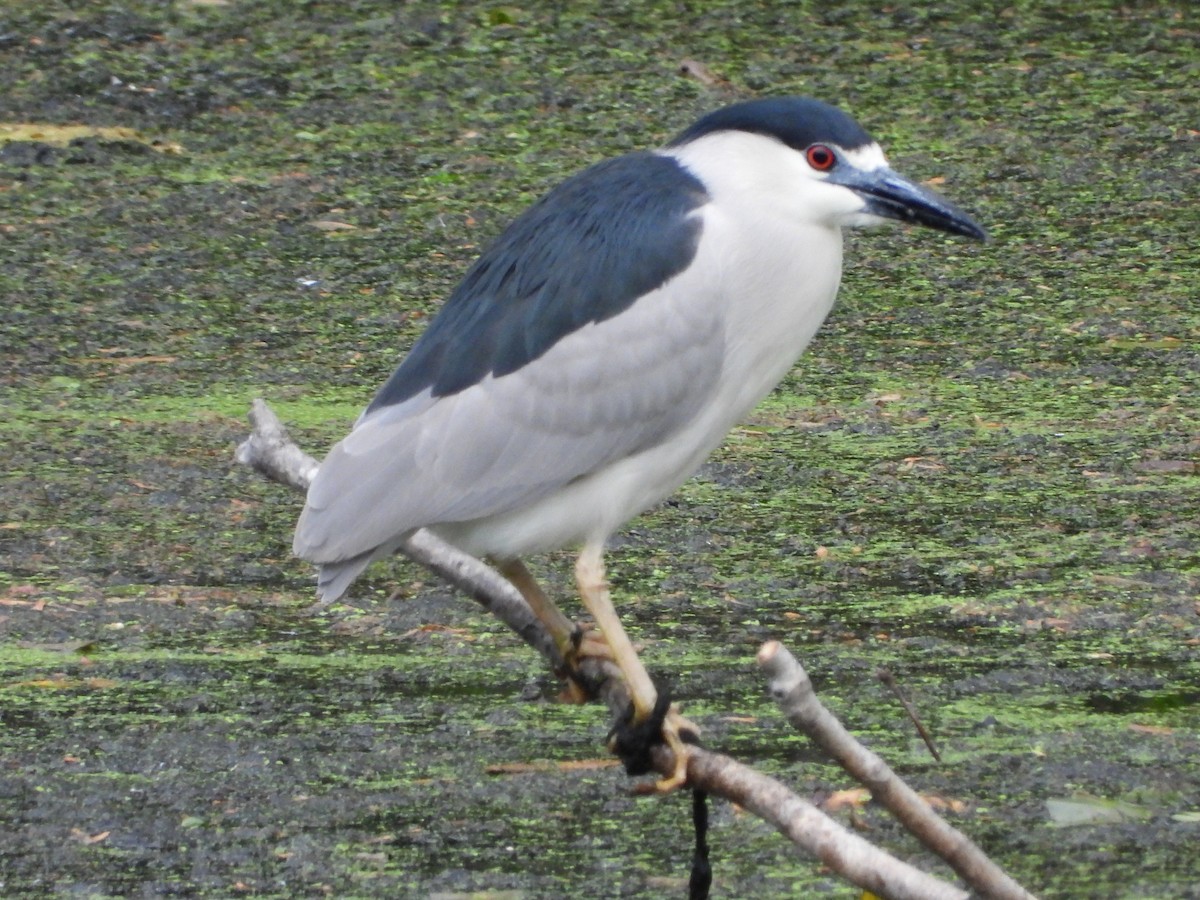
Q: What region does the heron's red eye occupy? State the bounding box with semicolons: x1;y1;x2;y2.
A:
805;144;836;171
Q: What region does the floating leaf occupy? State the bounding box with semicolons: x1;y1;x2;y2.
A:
1046;795;1152;827
0;123;181;152
823;788;871;811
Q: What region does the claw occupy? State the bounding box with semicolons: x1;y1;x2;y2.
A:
651;707;699;793
566;624;614;665
554;625;613;703
610;696;701;792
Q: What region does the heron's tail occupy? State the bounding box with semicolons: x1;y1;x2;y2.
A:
313;550;377;605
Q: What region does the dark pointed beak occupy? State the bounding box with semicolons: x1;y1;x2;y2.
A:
835;166;987;241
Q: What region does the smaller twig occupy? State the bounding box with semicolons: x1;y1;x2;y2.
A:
758;641;1038;900
877;666;941;762
400;529;570;674
675;746;969;900
677;59;735;94
234;398;319;491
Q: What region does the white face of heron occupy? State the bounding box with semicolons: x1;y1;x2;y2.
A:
825;143;897;228
662;130;893;232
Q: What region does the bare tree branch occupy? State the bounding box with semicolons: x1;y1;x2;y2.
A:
677;747;970;900
759;641;1039;900
235;398;1034;899
234;398;319;492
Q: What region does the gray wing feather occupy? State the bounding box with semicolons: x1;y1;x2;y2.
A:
293;278;723;564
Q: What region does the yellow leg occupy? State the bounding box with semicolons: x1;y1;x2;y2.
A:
497;558;609;702
496;558;577;656
575;544;696;792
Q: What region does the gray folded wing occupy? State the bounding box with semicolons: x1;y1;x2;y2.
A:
292;149;723;585
293;281;724;565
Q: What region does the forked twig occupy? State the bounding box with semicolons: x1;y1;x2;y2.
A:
759;642;1038;900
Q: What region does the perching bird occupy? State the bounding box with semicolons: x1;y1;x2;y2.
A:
294;96;985;787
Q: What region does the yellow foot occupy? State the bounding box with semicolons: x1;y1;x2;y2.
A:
555;625;614;704
650;707;700;793
567;624;614;665
611;700;701;793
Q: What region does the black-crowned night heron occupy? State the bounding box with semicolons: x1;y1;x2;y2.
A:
294;96;985;788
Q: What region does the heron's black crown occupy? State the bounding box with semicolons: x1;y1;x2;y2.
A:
668;96;874;153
